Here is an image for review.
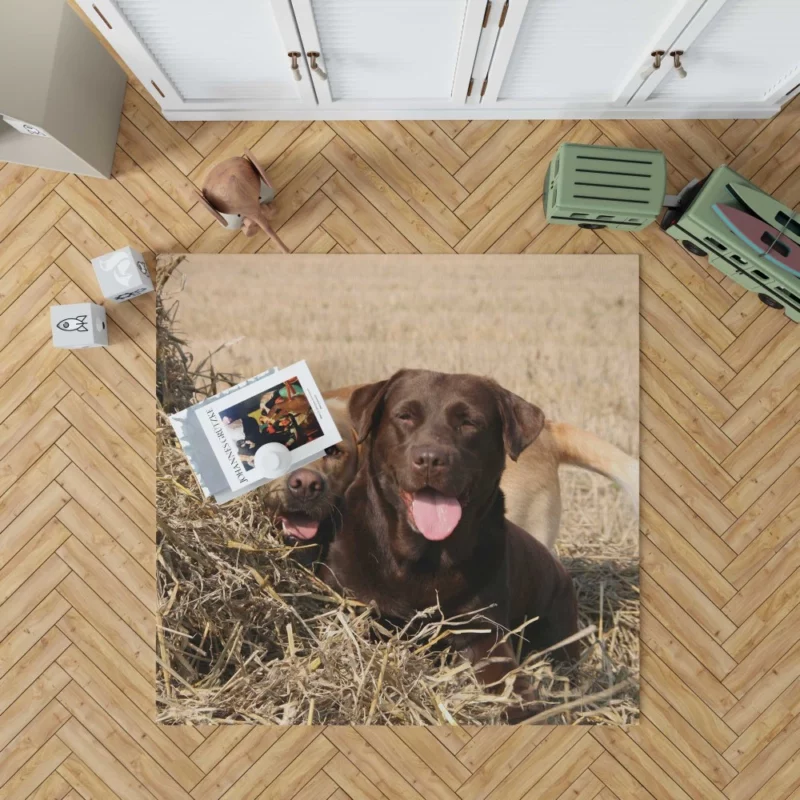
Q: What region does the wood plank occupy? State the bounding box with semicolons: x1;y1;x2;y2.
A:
458;121;599;251
0;388;69;496
56;571;154;679
260;121;335;191
0;372;70;462
454;121;539;192
0;193;69;280
188;121;239;157
0;731;71;800
0;591;70;682
0;506;71;606
0;553;69;644
641;320;735;427
641;393;735;500
640;356;735;463
321;172;416;254
56;534;152;645
56;717;158;800
724;529;800;623
722;322;800;407
56;673;200;795
0;169;64;243
454;121;506;156
638;643;736;751
642;537;735;643
639;679;736;790
111;147;203;248
322;208;381;253
641;500;735;608
0;162;36;206
116;115;200;211
122;85;201;175
400;121;469;174
188;727;285;800
0;628;70;717
455;120;577;228
0;228;68;316
0;264;69;354
641;462;735;571
721;349;800;444
325;129;459;250
364;120;468;209
640;572;738;683
194;727;316;800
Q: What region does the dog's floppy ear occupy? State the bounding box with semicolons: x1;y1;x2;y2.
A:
348;371;407;443
493;383;545;461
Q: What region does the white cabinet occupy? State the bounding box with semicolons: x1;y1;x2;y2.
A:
79;0;316;111
290;0;485;108
478;0;703;108
631;0;800;108
76;0;800;120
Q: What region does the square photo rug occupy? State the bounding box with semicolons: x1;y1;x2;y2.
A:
157;254;639;725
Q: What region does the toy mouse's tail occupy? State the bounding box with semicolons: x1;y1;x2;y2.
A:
255;210;290;254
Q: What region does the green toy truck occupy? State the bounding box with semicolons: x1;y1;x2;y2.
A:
543;143;666;232
659;165;800;322
544;142;800;323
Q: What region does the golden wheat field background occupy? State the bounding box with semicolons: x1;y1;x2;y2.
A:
164;254;639;548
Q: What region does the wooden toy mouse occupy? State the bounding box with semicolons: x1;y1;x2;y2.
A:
196;149;289;253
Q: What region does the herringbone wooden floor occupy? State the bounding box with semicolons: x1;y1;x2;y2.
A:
2;60;800;797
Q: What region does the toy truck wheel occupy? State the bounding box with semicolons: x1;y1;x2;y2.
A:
578;223;606;229
758;293;784;310
682;240;707;257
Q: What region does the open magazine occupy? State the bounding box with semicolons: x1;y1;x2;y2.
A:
170;361;341;504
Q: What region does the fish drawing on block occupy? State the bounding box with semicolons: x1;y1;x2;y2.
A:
57;315;89;332
713;204;800;277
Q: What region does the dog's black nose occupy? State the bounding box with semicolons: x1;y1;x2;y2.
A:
410;445;452;471
287;469;323;499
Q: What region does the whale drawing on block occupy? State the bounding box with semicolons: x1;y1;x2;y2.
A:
713;204;800;277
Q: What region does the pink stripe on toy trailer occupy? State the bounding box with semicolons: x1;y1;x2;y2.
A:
713;204;800;276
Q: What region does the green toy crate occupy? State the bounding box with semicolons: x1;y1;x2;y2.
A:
660;165;800;322
544;143;667;231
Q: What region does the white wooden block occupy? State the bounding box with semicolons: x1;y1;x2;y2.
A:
91;246;154;302
51;303;108;348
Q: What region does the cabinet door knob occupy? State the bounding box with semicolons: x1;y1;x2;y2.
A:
288;52;302;81
670;50;687;79
307;52;328;81
640;50;665;81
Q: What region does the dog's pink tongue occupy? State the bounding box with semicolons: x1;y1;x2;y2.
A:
280;515;320;541
411;490;462;541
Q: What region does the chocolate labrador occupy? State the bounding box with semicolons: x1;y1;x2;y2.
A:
263;389;636;560
321;369;579;695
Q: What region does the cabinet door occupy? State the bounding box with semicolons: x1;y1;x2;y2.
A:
633;0;800;108
480;0;704;109
290;0;486;108
76;0;316;112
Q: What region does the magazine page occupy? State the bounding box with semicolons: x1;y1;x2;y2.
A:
196;360;341;491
